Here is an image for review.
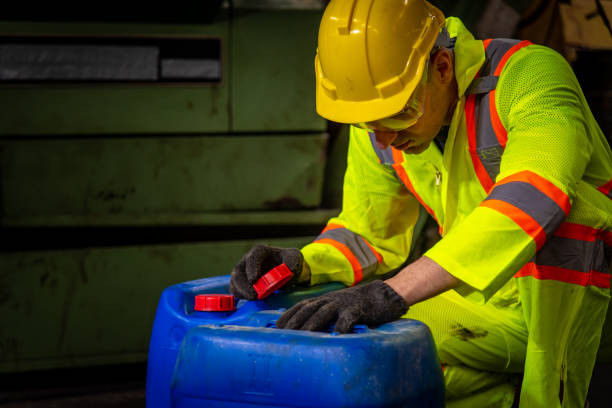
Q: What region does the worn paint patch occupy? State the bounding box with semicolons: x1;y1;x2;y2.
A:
451;325;488;341
263;196;304;210
95;187;136;201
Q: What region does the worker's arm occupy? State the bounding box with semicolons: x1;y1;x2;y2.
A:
230;125;417;299
426;45;603;303
276;255;460;332
301;125;422;287
385;256;460;305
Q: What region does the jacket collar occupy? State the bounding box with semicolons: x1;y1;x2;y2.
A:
445;17;486;98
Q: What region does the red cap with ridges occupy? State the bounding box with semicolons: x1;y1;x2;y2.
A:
194;294;236;312
253;263;294;299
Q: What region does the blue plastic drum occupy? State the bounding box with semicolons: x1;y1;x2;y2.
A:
146;276;444;407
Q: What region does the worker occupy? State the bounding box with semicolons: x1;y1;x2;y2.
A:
229;0;612;406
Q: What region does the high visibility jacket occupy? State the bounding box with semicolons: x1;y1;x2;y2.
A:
301;17;612;407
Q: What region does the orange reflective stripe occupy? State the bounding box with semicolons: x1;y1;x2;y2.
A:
465;94;495;192
483;39;492;50
480;199;546;250
488;89;507;147
314;238;363;285
315;227;382;280
487;41;533;149
597;178;612;197
592;271;612;288
391;148;438;222
515;262;611;289
554;222;599;242
495;171;571;216
493;40;532;76
361;237;383;263
322;223;344;233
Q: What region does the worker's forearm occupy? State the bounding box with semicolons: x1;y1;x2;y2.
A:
385;256;461;306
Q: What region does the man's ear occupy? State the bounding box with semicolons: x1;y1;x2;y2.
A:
431;48;454;85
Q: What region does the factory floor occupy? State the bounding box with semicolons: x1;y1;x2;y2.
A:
1;362;610;407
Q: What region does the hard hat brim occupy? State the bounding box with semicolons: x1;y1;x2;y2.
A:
315;54;431;124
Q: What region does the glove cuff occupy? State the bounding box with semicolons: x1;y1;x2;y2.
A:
374;280;409;315
281;248;306;286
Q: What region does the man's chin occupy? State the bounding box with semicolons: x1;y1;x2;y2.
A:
401;143;429;155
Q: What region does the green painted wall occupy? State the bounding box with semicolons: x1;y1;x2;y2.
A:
0;237;315;372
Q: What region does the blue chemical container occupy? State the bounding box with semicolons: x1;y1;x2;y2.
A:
146;276;444;408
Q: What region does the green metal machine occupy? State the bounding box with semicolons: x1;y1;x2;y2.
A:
0;1;348;373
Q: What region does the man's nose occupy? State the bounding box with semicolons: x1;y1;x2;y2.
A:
374;131;397;150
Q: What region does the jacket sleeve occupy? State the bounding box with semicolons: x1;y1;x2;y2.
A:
425;45;597;302
302;126;422;286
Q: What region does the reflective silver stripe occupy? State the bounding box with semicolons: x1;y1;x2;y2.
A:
315;228;379;279
434;27;453;49
474;93;503;182
484;39;525;66
485;181;566;236
534;234;611;275
465;39;522;182
368;131;395;165
465;76;498;95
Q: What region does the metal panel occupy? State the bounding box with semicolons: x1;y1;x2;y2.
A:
232;10;326;132
0;21;230;135
0;236;315;372
0;133;328;219
160;59;221;81
0;84;230;135
0;44;160;81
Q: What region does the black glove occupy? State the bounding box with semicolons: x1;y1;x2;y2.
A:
229;244;304;300
276;280;408;333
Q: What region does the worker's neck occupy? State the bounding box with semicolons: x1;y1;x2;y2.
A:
443;76;459;126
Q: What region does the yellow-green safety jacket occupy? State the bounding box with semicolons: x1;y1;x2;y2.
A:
301;17;612;407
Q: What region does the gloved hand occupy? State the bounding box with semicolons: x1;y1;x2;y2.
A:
276;280;408;333
229;244;304;300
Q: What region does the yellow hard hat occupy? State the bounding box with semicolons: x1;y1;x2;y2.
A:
315;0;446;124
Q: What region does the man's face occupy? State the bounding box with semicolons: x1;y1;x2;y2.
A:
372;50;456;154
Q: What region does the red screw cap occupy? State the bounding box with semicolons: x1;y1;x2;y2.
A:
253;263;294;300
194;294;236;312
